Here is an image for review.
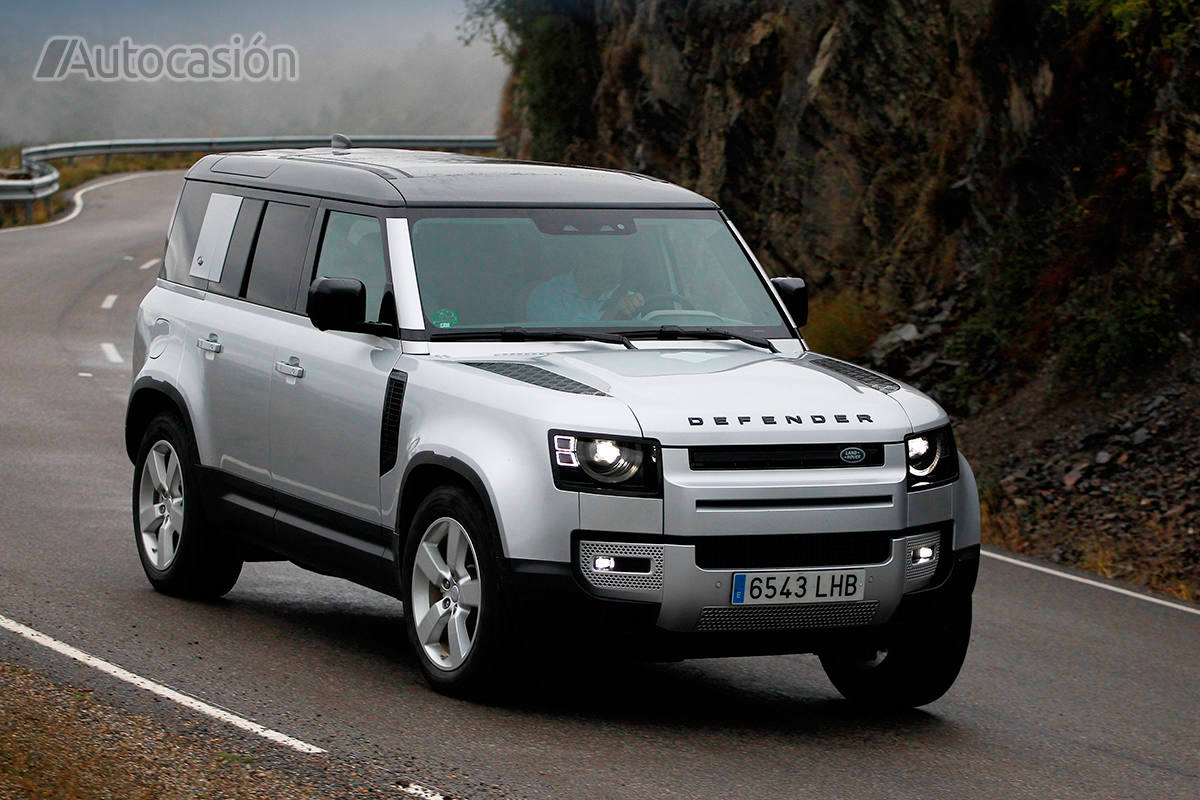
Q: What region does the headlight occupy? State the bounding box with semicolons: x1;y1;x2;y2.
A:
550;432;661;496
904;425;959;490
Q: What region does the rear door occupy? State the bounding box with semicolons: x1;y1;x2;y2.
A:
187;190;317;533
267;201;402;582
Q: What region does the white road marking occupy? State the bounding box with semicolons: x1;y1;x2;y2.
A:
0;613;326;754
101;294;118;310
100;342;123;363
77;372;93;377
122;255;134;261
139;257;161;271
0;172;162;233
401;783;447;800
983;548;1199;616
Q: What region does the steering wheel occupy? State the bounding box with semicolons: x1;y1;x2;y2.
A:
639;292;696;311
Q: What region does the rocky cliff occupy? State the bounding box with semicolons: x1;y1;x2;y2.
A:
469;0;1199;598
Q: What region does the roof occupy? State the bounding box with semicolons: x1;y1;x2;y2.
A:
184;148;719;209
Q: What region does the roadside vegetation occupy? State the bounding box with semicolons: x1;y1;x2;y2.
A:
0;662;322;800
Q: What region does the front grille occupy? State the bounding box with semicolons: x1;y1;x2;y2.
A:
689;443;885;471
697;601;879;632
578;541;664;593
694;531;892;570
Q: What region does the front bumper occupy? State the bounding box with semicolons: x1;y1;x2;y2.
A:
574;525;948;632
502;528;978;658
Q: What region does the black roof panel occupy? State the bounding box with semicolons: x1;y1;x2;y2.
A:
185;148;717;209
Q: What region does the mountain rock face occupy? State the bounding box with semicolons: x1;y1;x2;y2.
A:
485;0;1199;598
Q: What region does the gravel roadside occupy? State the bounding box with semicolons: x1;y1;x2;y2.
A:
0;661;404;800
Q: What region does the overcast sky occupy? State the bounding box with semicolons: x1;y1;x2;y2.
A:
0;0;508;145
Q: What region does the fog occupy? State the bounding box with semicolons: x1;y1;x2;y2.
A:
0;0;507;145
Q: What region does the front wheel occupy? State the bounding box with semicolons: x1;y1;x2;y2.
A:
402;485;508;696
819;597;972;708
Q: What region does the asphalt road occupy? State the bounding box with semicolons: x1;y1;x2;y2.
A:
0;172;1197;799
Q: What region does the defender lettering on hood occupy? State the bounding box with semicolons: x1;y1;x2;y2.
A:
688;414;874;426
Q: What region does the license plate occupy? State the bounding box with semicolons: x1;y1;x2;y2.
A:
731;569;866;605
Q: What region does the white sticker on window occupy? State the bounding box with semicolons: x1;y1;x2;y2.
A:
189;193;243;282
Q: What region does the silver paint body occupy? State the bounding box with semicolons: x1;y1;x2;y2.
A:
134;198;981;635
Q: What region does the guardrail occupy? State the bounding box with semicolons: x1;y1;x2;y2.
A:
0;135;500;223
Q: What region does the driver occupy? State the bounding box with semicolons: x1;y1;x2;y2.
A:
525;250;644;323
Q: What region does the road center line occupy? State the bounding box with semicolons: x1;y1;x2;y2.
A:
101;294;118;310
100;342;123;363
0;613;326;754
983;548;1199;616
139;257;161;271
0;172;159;233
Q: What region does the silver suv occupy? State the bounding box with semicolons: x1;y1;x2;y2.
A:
126;143;980;705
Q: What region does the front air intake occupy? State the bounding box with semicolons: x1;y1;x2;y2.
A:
696;601;879;632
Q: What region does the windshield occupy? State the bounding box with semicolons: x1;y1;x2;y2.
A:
408;209;790;337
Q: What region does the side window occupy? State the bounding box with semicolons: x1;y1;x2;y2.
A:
243;201;313;311
162;181;215;289
208;198;265;298
312;211;392;325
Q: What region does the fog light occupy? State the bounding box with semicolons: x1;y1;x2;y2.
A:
911;546;935;565
593;556;617;571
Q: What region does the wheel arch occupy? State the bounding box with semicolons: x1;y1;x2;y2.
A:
125;378;198;464
397;454;503;559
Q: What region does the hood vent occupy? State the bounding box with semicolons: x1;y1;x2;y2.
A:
810;358;900;394
462;361;606;396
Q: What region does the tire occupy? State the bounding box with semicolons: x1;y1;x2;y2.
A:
132;413;242;599
819;596;972;708
402;484;508;697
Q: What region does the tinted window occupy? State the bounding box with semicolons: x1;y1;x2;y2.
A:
408;210;787;334
243;201;312;310
208;198;264;298
312;211;392;324
162;181;214;289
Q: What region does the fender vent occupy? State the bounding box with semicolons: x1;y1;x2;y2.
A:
810;358;900;394
380;370;407;475
462;361;606;396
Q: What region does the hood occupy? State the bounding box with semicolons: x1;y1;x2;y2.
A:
509;348;927;446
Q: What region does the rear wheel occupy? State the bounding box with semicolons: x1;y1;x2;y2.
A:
402;484;507;696
819;597;971;708
132;414;242;599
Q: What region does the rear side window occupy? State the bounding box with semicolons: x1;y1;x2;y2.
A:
243;201;313;311
312;211;392;324
208;198;265;298
162;181;215;289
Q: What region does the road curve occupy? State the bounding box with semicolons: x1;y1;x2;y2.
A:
0;172;1197;799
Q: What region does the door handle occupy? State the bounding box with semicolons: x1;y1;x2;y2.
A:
275;358;305;379
196;335;222;353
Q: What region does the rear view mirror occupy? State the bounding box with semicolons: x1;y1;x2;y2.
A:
308;277;366;332
770;277;807;328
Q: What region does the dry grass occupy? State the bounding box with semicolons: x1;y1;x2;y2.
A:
802;288;886;360
0;151;201;228
0;662;320;800
981;495;1199;604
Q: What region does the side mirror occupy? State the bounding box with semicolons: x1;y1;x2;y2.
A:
770;276;807;328
308;277;366;332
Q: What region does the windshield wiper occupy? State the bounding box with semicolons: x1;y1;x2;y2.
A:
430;326;635;349
618;325;778;353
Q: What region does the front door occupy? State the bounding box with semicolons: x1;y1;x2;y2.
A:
268;204;401;581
